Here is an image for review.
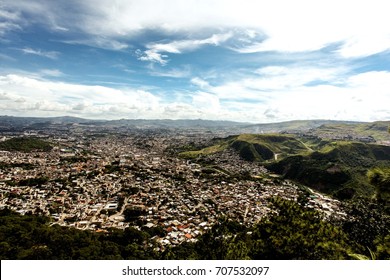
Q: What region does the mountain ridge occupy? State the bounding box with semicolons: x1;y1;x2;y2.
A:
1;115;385;131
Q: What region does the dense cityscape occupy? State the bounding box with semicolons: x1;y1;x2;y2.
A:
0;121;348;250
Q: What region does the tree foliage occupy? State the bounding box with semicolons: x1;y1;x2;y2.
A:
0;208;157;260
341;197;390;259
164;198;359;260
0;137;52;152
1;198;389;260
367;167;390;209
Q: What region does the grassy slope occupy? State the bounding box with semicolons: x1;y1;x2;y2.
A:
179;134;310;161
232;134;310;161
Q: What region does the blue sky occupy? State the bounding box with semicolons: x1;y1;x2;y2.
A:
1;0;390;123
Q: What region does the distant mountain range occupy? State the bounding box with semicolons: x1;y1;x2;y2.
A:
0;115;246;129
0;115;382;131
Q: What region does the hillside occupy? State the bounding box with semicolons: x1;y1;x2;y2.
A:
310;121;390;142
241;119;363;134
0;115;246;131
267;141;390;200
179;134;310;161
180;133;390;201
0;137;53;152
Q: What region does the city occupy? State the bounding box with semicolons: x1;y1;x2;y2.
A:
0;124;345;250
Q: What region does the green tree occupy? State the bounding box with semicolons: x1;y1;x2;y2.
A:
249;198;352;259
342;197;390;258
367;167;390;209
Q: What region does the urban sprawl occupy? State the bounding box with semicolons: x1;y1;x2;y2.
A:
0;126;345;249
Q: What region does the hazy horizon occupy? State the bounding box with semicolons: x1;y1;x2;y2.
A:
2;114;386;126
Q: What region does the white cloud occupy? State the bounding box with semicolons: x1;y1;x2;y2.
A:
137;32;232;65
192;91;220;111
2;0;69;33
191;77;210;89
162;101;246;121
0;92;13;100
0;21;21;35
39;69;64;77
72;101;90;111
3;0;390;57
149;66;191;78
188;67;390;122
0;8;20;21
250;65;347;89
136;49;169;65
17;47;59;59
62;38;129;51
0;5;22;35
188;65;348;103
1;68;390;123
220;1;390;57
0;74;161;118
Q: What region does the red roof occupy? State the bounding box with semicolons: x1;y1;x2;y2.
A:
166;227;173;232
185;233;192;239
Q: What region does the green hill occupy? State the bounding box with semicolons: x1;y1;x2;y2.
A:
313;121;390;142
179;134;310;161
0;137;53;152
266;141;390;200
230;134;311;161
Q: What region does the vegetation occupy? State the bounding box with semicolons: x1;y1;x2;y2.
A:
1;197;388;260
18;176;49;187
368;167;390;211
60;156;88;163
0;137;52;152
266;141;390;200
341;197;390;258
0;162;34;170
179;134;310;161
179;142;229;159
163;198;389;260
0;208;157;260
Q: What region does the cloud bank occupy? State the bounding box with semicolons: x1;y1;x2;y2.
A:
1;68;389;122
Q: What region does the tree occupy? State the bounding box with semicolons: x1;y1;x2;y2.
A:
249;198;352;259
342;197;390;258
367;167;390;209
164;199;355;260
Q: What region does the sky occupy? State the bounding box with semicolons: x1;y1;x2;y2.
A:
1;0;390;123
